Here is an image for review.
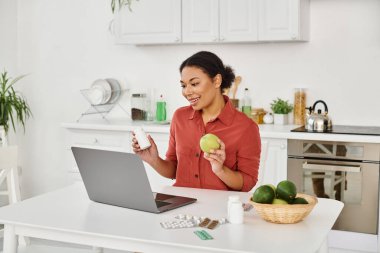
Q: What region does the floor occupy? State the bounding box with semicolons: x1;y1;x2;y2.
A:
0;238;374;253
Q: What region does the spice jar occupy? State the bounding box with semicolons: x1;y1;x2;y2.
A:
293;88;307;125
251;108;266;124
131;93;148;120
263;112;274;124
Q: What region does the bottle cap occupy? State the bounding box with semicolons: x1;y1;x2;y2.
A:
228;195;240;201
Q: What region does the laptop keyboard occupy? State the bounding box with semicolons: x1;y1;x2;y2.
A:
156;201;171;208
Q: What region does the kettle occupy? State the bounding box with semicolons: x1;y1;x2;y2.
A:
305;100;332;132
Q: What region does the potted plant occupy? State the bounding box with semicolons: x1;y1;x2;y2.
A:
270;98;293;125
0;70;32;146
111;0;139;13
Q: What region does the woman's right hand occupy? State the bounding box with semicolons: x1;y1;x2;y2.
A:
131;132;159;165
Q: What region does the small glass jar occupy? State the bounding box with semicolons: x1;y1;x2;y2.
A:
131;93;148;121
263;112;274;124
293;88;307;125
251;108;266;124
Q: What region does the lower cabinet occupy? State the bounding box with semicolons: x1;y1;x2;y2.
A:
63;126;288;190
64;128;132;184
260;137;288;186
63;127;173;189
144;132;174;190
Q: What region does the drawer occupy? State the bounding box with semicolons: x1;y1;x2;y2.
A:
67;129;131;151
65;129;132;176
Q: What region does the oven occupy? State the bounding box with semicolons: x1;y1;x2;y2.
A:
287;139;380;234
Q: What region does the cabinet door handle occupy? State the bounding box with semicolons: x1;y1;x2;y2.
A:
280;144;286;149
220;36;225;41
213;37;218;42
174;37;181;42
303;162;361;173
93;138;99;144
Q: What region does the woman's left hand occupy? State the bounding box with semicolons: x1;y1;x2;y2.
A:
203;139;226;174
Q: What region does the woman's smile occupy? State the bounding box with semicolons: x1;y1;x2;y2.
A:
188;96;200;106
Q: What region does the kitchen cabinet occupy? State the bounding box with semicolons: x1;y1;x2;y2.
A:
258;0;309;41
114;0;181;44
63;126;173;188
115;0;309;44
219;0;259;42
144;132;173;190
260;137;288;185
182;0;258;43
182;0;219;43
64;128;131;183
62;123;289;189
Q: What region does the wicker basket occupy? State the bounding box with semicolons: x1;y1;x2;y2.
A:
250;193;318;224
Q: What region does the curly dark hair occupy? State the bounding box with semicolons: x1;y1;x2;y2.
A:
179;51;235;92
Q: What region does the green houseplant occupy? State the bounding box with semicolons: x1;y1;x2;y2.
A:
111;0;139;13
270;98;293;125
0;70;32;139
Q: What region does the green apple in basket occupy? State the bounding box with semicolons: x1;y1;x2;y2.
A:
276;180;297;203
252;180;309;205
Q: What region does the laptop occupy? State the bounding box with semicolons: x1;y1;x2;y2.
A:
71;147;196;213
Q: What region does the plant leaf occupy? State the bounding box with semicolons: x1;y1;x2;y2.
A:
0;70;32;134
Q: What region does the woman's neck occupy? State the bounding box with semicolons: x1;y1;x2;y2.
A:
202;94;225;123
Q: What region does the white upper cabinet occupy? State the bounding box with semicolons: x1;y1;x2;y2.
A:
114;0;181;44
219;0;259;42
182;0;259;43
258;0;309;41
114;0;309;44
182;0;219;43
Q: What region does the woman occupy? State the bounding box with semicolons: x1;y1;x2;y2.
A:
132;51;261;192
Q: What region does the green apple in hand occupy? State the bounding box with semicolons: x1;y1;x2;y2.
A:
200;133;221;153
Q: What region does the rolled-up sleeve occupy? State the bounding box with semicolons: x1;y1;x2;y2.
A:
237;122;261;192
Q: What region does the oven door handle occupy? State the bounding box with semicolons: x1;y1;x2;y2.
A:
302;162;361;173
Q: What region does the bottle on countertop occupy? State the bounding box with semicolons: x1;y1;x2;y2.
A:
241;88;252;118
155;94;167;122
227;195;244;224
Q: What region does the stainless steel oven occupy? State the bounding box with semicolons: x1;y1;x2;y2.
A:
288;139;380;234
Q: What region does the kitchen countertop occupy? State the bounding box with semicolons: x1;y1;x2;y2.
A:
62;120;380;143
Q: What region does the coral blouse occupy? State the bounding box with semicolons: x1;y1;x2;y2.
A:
165;96;261;192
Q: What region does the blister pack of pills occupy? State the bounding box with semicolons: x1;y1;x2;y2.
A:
194;230;213;240
160;219;198;229
160;214;227;230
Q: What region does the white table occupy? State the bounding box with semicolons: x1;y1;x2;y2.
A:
0;183;343;253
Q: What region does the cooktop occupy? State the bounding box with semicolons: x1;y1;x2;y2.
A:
291;125;380;136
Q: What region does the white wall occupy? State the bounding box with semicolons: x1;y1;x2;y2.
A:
9;0;380;197
0;0;17;73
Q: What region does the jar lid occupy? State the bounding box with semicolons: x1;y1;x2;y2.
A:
251;108;266;115
132;93;147;97
228;195;240;201
252;108;265;112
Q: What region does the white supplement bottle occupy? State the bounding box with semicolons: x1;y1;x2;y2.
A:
134;127;151;150
228;195;244;224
